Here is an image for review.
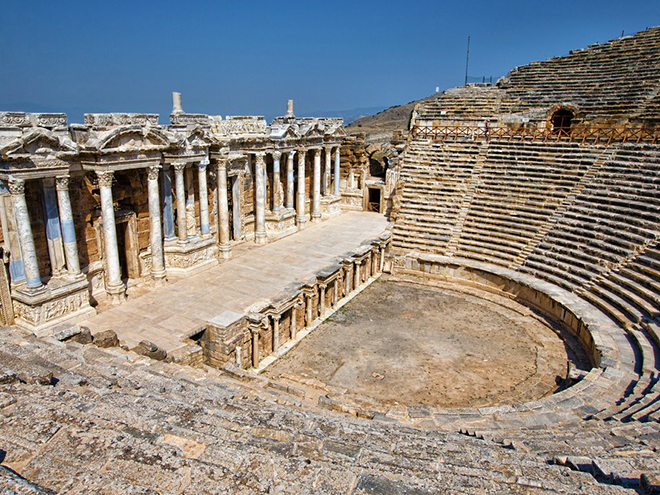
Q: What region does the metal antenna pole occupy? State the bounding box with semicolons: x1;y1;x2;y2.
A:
464;36;470;86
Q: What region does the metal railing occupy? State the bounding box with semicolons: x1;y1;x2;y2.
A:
410;123;660;145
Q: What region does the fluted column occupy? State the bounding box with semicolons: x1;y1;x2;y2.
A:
198;161;210;237
286;150;295;209
334;147;341;195
296;148;307;229
147;166;166;282
312;148;322;222
272;151;282;213
96;171;125;303
173;163;188;244
324;147;332;196
216;159;231;259
9;178;43;291
55;176;83;279
254;152;267;245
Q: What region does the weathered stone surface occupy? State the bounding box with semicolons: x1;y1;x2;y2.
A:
92;330;119;348
132;340;167;361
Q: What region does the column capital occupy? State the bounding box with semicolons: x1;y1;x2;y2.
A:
313;147;322;156
8;177;25;196
319;282;327;290
272;150;282;161
173;162;186;173
288;149;296;157
296;146;307;155
55;175;70;191
254;151;266;163
96;170;114;188
199;160;209;169
147;165;161;181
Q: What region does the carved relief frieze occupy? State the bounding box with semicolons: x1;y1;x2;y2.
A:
13;289;89;326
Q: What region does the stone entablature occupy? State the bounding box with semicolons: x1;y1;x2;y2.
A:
0;96;357;331
0;112;67;129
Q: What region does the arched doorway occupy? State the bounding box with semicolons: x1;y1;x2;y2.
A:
550;108;574;136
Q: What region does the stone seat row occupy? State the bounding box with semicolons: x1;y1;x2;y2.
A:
1;326;632;494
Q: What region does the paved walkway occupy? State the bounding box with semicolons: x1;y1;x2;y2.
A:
81;212;389;352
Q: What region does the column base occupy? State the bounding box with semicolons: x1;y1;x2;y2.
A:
151;268;167;284
255;232;268;245
218;244;232;260
106;282;127;305
311;213;322;223
296;216;307;230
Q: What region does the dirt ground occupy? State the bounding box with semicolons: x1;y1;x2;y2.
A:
264;279;570;408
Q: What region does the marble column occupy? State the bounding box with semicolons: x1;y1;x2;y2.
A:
216;159;231;259
8;179;43;291
324;147;332;196
251;326;260;368
41;178;66;278
272;151;282;213
305;292;313;326
272;315;280;353
296;149;307;229
318;283;327;318
185;167;196;237
348;167;355;190
290;305;297;339
254;152;267;245
173;163;188;244
55;176;83;279
161;165;176;241
198;161;210;237
96;171;124;303
312;148;322;222
286;150;295;209
354;260;361;289
332;279;339;307
334;147;341;195
147;166;166;282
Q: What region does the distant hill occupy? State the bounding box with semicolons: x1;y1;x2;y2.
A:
300;106;388;125
346;94;438;142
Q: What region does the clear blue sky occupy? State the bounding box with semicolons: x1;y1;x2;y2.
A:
1;0;658;123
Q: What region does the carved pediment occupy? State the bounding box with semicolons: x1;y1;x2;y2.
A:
97;127;171;152
0;129;77;160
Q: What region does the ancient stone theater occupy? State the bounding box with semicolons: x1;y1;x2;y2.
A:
0;27;659;494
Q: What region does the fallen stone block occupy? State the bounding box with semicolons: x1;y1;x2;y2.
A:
132;340;167;361
93;330;119;348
